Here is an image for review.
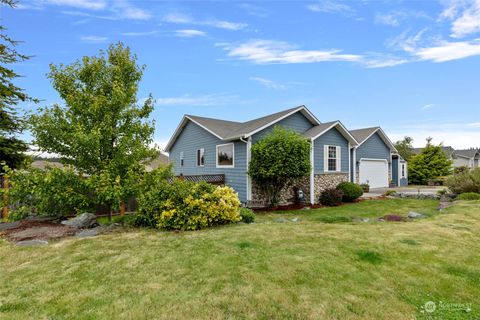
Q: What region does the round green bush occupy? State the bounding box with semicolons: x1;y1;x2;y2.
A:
319;188;344;206
336;182;364;202
457;192;480;201
239;208;255;223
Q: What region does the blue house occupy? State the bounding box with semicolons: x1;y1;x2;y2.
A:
165;106;405;205
349;127;400;188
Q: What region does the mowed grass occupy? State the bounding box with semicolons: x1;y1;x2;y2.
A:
1;199;479;319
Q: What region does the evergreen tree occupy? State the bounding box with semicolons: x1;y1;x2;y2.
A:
394;136;415;161
408;138;452;185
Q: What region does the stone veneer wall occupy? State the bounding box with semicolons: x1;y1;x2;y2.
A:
250;176;310;207
249;173;349;206
313;173;349;203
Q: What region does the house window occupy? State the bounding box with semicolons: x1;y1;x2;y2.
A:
401;164;405;178
324;145;341;172
180;152;184;167
216;143;234;168
197;148;204;166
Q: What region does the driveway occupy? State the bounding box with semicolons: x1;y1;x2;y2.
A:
362;186;445;198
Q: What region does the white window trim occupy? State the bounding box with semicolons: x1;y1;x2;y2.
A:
196;148;205;167
180;151;184;167
324;145;341;173
216;143;235;168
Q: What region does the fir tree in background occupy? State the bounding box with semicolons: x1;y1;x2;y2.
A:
0;0;37;171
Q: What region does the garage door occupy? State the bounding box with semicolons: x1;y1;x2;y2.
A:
359;159;388;188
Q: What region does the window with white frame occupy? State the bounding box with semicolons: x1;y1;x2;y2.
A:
180;151;184;167
216;143;234;167
324;145;341;172
401;164;405;178
197;148;204;166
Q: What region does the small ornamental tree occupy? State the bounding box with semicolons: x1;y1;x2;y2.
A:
394;136;415;161
408;138;452;185
248;126;310;207
30;42;158;218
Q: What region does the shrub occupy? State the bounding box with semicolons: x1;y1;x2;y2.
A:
445;168;480;194
3;165;92;219
336;182;363;202
360;183;370;192
239;208;255;223
136;177;241;230
384;190;397;196
457;192;480;201
319;188;344;206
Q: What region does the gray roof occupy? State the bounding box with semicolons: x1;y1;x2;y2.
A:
31;160;64;170
165;105;320;151
303;121;339;138
349;127;379;144
455;149;479;158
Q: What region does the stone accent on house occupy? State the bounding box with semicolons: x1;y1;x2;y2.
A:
249;176;311;207
313;173;349;202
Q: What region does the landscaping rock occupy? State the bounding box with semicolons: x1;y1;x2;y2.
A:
407;212;426;219
16;239;48;246
291;218;300;222
360;218;370;223
76;229;100;238
0;221;20;231
61;213;97;229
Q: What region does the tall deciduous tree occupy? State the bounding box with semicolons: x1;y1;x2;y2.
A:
408;138;452;185
394;136;415;161
30;42;158;217
248;126;311;207
0;0;36;171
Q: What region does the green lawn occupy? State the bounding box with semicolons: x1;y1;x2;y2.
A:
1;199;479;319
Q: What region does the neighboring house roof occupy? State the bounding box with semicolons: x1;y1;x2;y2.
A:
31;160;64;170
165;105;321;152
303;120;358;145
350;126;398;153
455;149;479;159
144;153;170;172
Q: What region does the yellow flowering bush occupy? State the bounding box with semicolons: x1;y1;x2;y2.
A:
136;178;241;230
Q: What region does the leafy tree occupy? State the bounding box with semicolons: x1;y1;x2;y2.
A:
408;138;452;185
0;0;37;171
248;126;311;207
30;42;158;218
394;136;415;161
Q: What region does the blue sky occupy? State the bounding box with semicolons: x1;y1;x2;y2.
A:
4;0;480;150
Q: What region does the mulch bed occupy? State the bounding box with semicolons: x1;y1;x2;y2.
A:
0;220;76;242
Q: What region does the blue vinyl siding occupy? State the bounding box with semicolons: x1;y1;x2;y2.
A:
313;127;350;174
356;132;391;162
169;121;247;202
392;158;408;186
251;112;314;143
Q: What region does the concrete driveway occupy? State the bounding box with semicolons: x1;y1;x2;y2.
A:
362;186;445;198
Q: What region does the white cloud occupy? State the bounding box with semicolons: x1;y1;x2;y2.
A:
219;39;362;64
237;3;270;18
375;10;430;27
155;94;237;107
440;0;480;38
80;35;108;43
162;13;247;30
174;29;206;38
388;122;480;148
421;103;436;110
250;77;286;90
414;39;480;62
376;13;401;26
122;31;158;36
468;122;480;128
306;0;353;14
111;0;151;20
45;0;107;10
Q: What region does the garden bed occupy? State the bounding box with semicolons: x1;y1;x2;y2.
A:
1;220;76;242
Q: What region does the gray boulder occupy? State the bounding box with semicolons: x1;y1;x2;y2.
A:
61;213;97;229
407;211;426;219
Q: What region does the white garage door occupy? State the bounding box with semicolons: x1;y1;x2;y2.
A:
359;159;388;188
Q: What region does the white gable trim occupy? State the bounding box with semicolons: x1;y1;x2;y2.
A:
311;121;358;146
356;127;398;153
165;116;223;152
243;106;321;139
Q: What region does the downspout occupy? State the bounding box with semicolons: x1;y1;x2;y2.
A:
310;138;315;205
352;147;357;184
240;136;252;202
